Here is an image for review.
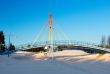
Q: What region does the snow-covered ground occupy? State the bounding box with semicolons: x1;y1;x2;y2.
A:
0;50;110;74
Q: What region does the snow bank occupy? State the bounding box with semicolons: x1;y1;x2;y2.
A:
13;50;110;63
52;50;110;63
0;50;110;74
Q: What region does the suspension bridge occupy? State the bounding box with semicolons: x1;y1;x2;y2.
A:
15;14;110;53
11;0;110;54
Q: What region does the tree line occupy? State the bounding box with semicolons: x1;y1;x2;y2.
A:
0;31;15;51
100;36;110;48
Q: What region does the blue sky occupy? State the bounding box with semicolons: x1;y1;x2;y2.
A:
0;0;110;45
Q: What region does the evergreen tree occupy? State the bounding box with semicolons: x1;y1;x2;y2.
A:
9;43;15;51
0;31;5;51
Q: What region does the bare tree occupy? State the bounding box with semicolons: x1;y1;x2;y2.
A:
100;36;106;48
107;36;110;48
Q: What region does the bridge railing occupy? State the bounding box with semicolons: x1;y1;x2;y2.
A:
16;40;96;49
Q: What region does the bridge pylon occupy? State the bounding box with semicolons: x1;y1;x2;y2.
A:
48;13;54;59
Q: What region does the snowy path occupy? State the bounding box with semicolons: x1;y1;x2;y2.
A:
0;50;110;74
